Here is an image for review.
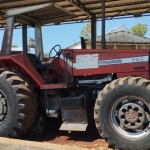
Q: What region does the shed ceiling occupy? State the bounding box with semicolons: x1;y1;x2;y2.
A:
0;0;150;27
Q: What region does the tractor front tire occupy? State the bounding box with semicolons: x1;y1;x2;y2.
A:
94;77;150;150
0;68;37;138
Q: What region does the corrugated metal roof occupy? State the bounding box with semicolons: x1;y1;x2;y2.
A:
0;0;150;27
106;25;130;34
86;31;150;43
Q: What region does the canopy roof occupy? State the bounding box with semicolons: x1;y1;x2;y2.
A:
0;0;150;27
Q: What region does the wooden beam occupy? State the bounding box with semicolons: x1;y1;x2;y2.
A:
6;3;53;16
0;0;49;9
19;14;38;22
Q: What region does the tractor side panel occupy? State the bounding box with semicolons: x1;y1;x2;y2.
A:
0;54;45;87
63;49;150;79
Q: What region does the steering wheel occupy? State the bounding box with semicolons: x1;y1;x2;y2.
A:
49;44;61;58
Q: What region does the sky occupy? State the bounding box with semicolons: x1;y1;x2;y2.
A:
0;15;150;54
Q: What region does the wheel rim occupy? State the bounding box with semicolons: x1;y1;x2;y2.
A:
110;94;150;139
0;91;7;124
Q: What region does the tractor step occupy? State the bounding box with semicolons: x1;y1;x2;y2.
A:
59;123;88;131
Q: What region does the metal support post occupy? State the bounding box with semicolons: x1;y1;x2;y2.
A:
101;0;106;49
22;24;28;54
35;22;44;59
1;17;15;55
91;15;97;49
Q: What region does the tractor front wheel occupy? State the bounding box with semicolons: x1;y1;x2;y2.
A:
0;68;37;138
94;77;150;150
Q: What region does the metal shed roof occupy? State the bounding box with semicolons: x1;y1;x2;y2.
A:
0;0;150;27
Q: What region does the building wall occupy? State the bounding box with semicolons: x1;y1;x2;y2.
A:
84;31;150;50
86;42;150;50
67;31;150;50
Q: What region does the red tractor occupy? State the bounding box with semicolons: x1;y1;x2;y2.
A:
0;3;150;150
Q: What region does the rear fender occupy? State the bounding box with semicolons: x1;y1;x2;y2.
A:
0;54;45;88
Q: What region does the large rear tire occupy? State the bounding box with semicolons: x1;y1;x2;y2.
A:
0;68;37;138
94;77;150;150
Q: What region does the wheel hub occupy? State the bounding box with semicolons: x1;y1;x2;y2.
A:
118;103;145;130
125;109;139;123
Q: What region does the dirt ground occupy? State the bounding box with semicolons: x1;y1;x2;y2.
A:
31;113;111;150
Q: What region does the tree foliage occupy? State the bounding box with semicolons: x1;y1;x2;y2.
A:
130;23;148;37
80;23;91;39
12;45;18;48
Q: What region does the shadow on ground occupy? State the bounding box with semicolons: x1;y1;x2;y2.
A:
25;112;109;149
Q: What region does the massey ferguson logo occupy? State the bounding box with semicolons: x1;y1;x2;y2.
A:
98;56;148;66
99;59;122;65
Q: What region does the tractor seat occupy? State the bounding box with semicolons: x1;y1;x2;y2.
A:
27;53;52;71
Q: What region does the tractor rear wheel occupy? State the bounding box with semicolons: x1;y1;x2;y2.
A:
94;77;150;150
0;68;37;138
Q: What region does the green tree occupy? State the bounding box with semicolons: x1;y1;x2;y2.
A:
80;23;91;38
12;45;18;48
44;53;49;58
130;23;148;37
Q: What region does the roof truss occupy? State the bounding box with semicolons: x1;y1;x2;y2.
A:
0;0;150;27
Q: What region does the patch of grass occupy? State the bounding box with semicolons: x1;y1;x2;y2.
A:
29;116;45;139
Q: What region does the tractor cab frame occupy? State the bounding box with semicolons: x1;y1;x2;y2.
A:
1;3;75;89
